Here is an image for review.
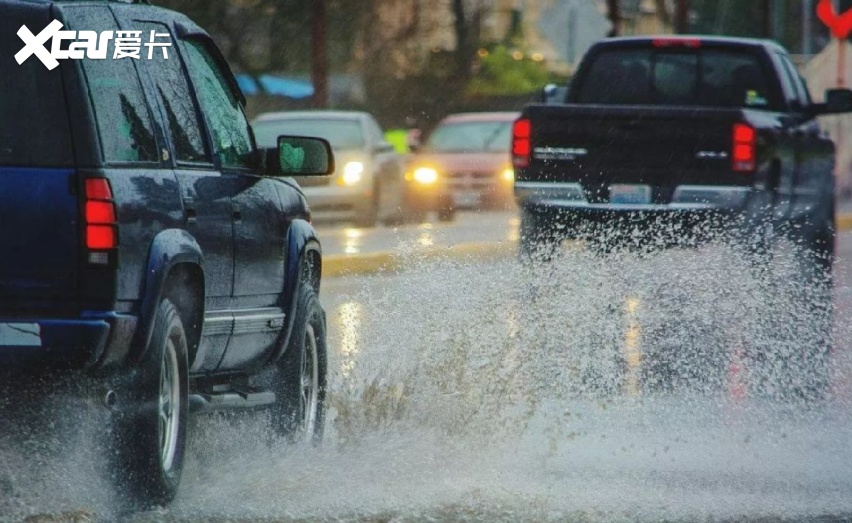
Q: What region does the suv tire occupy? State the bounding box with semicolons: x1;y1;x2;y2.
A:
269;282;327;443
112;298;189;507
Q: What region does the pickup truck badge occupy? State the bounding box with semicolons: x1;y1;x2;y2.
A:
696;151;729;160
533;147;588;161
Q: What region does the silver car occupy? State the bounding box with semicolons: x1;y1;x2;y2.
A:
253;111;405;227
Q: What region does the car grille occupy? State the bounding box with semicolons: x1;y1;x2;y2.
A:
446;171;496;189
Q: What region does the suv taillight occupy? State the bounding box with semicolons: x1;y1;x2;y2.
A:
85;178;117;256
732;123;756;173
512;118;532;168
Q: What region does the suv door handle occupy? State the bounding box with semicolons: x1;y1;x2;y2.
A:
182;197;197;222
232;203;242;222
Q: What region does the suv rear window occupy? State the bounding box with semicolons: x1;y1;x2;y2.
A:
575;47;783;110
0;9;74;167
64;6;158;164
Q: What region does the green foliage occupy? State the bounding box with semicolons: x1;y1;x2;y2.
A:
466;45;554;96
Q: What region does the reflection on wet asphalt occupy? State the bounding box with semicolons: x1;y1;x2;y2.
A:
314;210;519;256
2;230;852;522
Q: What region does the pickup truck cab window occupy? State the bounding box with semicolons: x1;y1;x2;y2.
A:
182;39;254;170
776;52;812;109
575;46;783;111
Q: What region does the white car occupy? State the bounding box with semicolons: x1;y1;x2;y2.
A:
253;111;406;227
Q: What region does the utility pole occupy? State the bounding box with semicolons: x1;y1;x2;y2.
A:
311;0;328;108
606;0;621;37
772;0;785;42
762;0;772;38
675;0;689;34
803;0;813;55
567;0;578;64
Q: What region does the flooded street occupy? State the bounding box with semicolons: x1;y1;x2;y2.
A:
3;233;852;522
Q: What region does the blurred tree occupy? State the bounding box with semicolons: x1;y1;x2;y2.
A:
155;0;361;75
466;45;555;96
155;1;545;128
688;0;830;54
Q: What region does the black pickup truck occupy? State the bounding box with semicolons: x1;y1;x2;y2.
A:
513;36;852;268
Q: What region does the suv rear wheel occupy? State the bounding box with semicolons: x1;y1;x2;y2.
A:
112;298;189;507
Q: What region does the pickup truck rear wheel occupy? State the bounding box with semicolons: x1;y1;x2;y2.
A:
112;298;188;507
269;283;327;443
519;207;558;261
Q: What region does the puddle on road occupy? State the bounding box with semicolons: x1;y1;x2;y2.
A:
2;240;852;522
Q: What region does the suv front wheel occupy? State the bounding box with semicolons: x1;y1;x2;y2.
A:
269;281;327;443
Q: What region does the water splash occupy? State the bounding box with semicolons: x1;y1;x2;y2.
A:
3;238;852;522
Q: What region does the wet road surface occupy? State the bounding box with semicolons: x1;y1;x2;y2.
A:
314;210;518;256
2;229;852;522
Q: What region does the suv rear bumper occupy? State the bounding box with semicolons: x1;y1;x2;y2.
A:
0;313;137;370
515;182;751;212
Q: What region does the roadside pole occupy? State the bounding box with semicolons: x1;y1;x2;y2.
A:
311;0;328;108
817;0;852;196
675;0;689;34
606;0;620;37
804;0;814;56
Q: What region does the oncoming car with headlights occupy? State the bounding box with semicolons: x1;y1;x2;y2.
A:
409;112;518;211
254;111;408;227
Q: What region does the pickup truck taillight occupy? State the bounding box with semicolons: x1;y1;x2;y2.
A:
732;123;756;173
85;178;117;258
512;118;532;168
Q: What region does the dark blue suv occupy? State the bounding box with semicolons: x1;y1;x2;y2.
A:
0;0;333;506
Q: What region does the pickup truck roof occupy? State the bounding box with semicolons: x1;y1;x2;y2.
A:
595;35;788;54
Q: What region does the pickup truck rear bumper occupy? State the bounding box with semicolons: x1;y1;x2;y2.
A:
0;313;137;371
515;182;751;212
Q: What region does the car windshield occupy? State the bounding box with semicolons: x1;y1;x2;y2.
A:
426;121;513;153
253;118;365;150
575;48;783;110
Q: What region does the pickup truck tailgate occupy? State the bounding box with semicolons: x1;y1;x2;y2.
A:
525;105;752;196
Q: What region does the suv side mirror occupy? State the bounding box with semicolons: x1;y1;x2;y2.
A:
264;136;334;176
815;88;852;115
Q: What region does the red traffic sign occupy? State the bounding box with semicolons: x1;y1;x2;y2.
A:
818;0;852;39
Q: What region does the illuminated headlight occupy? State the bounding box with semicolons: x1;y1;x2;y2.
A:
340;161;364;186
502;168;514;182
413;167;439;184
